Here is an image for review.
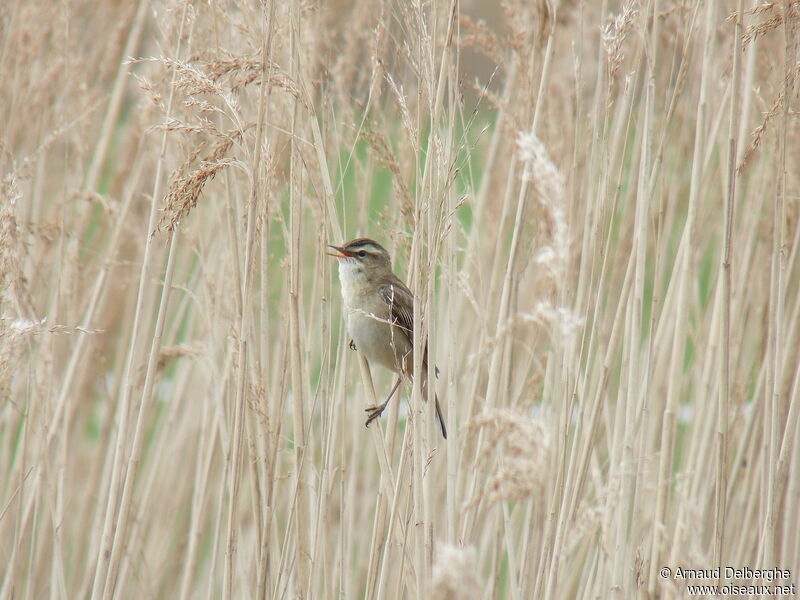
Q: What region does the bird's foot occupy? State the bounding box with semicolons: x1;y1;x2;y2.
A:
349;339;357;351
364;402;389;428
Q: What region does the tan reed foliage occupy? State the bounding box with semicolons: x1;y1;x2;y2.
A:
1;1;799;598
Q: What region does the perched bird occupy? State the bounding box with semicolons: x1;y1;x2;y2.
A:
328;238;447;439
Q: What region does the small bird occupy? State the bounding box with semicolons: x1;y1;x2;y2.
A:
328;238;447;439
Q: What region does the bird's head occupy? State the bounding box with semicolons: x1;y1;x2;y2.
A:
328;238;392;278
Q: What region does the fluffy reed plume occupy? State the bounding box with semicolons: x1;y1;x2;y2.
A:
517;131;568;275
602;0;639;79
1;1;799;598
0;174;31;318
157;136;236;233
466;409;551;506
429;544;480;600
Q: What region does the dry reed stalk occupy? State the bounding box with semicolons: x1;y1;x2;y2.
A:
89;5;190;599
3;0;800;597
715;0;744;578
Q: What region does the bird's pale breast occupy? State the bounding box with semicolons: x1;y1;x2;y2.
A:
338;261;413;374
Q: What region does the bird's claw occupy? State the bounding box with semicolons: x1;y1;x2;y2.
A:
349;339;357;351
364;404;386;428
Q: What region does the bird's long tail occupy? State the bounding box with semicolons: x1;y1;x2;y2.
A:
434;394;447;439
420;370;447;439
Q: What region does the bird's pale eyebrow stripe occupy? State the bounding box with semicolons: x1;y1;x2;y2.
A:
346;243;382;254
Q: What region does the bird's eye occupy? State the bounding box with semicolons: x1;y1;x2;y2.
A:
358;250;367;258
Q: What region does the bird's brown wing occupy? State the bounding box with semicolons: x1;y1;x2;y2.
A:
379;278;446;439
378;280;414;338
378;279;427;365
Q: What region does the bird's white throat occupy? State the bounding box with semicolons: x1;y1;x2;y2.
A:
337;259;364;308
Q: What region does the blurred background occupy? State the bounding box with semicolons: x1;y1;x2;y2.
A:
1;1;799;598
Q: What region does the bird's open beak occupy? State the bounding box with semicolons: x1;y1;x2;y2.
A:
327;245;352;259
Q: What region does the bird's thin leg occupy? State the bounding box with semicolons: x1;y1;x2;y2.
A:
365;376;403;427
